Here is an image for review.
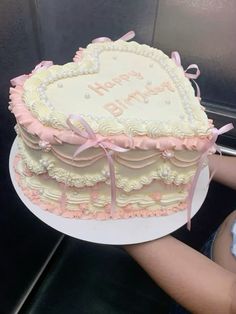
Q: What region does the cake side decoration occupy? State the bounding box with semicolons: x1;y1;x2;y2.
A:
67;114;129;213
186;122;233;229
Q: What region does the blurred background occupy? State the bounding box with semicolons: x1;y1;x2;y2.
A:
1;1;236;313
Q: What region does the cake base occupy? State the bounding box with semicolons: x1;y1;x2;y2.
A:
9;138;209;245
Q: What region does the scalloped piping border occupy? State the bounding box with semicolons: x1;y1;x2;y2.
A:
14;154;187;220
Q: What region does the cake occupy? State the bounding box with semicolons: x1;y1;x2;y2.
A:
9;33;215;221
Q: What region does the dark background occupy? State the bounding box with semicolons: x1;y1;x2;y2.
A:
1;1;236;313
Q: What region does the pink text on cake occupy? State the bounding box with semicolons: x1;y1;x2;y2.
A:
88;70;143;96
103;81;175;117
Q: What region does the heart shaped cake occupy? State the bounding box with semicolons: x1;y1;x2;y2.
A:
9;34;215;220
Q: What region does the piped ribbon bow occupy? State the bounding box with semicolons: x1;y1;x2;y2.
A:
10;61;53;87
171;51;201;99
66;114;129;214
92;30;135;44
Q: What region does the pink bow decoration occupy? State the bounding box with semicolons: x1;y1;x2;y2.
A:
32;60;53;73
92;30;135;44
66;114;129;214
73;31;135;62
171;51;201;99
10;60;53;87
186;123;234;230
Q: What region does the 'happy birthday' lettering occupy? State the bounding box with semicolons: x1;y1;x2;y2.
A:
88;70;143;96
103;81;175;117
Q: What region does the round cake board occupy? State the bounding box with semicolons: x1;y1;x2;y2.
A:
9;138;209;245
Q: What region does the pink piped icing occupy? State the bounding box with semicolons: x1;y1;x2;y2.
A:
73;47;84;63
91;191;99;201
150;191;161;201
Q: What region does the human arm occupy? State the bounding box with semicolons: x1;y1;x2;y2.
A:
208;154;236;190
125;235;236;314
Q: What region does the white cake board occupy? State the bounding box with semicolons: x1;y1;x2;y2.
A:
9;138;209;245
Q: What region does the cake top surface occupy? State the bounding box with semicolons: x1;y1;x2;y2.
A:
21;40;210;138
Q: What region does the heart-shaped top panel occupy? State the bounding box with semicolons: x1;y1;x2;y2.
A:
23;41;210;138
